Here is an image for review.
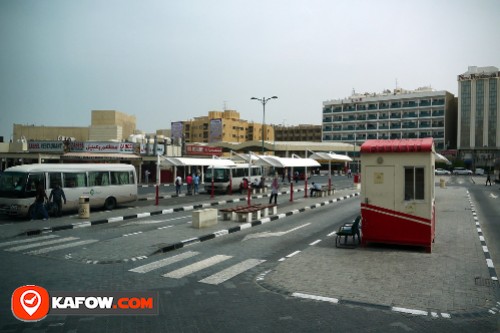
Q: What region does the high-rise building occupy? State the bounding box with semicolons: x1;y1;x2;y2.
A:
322;87;457;151
457;66;500;169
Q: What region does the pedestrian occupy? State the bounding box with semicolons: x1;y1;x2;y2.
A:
294;171;299;183
31;183;49;221
486;172;492;186
145;170;150;184
186;174;193;195
175;175;182;195
49;183;66;217
193;173;200;194
347;168;352;178
269;175;279;205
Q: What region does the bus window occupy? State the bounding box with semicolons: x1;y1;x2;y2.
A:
26;173;45;194
89;171;110;186
64;173;87;188
49;172;63;189
111;171;130;185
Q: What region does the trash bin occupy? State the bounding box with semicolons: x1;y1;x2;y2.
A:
79;196;90;219
440;178;446;188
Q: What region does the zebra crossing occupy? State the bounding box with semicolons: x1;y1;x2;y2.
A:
129;250;266;286
0;235;98;255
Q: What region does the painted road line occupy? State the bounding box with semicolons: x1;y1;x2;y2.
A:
309;240;322;246
129;251;200;273
5;237;79;252
487;259;494;268
286;251;301;258
0;235;59;247
25;239;98;255
391;307;428;316
292;292;339;304
327;231;336;237
199;259;266;285
163;254;232;279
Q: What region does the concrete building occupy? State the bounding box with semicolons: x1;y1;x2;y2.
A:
12;110;136;142
178;110;274;144
322;87;457;152
457;66;500;170
274;124;322;142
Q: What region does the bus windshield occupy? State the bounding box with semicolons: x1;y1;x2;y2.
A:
204;169;229;182
0;172;28;198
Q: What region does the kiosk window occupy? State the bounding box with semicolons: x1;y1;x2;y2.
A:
404;167;424;200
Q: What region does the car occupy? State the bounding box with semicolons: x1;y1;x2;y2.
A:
453;167;473;175
475;168;485;175
435;168;451;175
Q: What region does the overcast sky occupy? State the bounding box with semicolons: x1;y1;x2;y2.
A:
1;0;499;140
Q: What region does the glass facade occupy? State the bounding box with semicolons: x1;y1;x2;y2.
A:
475;80;484;147
489;79;497;147
460;81;471;148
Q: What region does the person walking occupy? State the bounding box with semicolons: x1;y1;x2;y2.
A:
175;175;182;195
486;172;492;186
193;173;200;194
49;183;66;217
186;174;193;195
269;175;279;205
31;183;49;220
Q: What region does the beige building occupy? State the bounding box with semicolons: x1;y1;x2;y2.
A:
181;110;274;144
89;110;136;141
274;124;322;142
12;110;136;142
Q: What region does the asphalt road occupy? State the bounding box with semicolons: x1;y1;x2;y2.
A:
0;176;498;332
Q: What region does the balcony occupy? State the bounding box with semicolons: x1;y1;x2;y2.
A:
419;123;431;128
368;104;377;110
402;101;418;108
379;104;389;109
390;113;401;119
357;105;367;111
419;100;431;106
367;134;377;139
368;114;377;120
390;123;401;129
323;108;332;114
432;110;445;117
420;111;431;117
403;113;417;118
356;115;366;120
390;102;402;108
432;99;445;105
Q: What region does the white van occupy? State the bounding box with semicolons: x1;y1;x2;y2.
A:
0;163;137;218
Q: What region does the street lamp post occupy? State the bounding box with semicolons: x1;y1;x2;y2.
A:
251;96;278;154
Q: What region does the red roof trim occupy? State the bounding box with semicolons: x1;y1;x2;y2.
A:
360;138;434;154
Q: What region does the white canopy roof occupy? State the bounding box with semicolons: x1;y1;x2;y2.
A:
161;157;236;167
254;155;320;168
434;152;451;165
308;152;353;162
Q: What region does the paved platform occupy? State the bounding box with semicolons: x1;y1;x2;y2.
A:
262;186;499;317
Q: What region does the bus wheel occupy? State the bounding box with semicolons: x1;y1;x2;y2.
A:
104;197;116;210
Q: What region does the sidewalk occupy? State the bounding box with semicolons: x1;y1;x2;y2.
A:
261;186;499;317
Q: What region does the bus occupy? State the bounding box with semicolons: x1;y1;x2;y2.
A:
204;164;263;193
0;163;137;218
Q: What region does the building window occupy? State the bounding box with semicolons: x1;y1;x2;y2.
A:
404;167;424;201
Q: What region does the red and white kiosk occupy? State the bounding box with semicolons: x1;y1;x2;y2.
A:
360;138;436;252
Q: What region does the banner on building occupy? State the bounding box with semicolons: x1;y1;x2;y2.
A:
186;145;222;156
171;122;183;143
209;118;222;143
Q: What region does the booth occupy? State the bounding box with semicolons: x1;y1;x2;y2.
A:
360;138;436;252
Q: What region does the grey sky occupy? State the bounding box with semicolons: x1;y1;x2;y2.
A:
1;0;499;140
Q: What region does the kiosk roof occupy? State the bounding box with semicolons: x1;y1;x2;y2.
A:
360;138;434;153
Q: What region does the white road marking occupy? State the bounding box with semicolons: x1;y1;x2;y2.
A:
129;251;199;273
327;231;337;237
5;237;79;252
391;307;428;316
163;254;232;279
199;259;266;285
123;215;190;226
25;239;98;255
487;259;494;268
286;251;301;258
309;240;322;246
490;193;498;199
292;292;339;304
0;235;59;247
242;223;311;241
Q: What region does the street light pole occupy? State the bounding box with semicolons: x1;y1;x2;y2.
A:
251;96;278;154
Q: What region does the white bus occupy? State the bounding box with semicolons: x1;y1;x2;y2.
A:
0;163;137;218
204;164;263;193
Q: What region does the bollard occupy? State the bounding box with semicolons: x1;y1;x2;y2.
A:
78;196;90;219
440;178;446;188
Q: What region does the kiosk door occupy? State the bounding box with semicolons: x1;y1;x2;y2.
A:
365;166;395;211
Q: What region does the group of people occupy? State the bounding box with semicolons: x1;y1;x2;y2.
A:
31;183;66;220
175;173;200;195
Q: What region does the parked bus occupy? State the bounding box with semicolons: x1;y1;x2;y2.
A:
0;163;137;218
204;164;263;193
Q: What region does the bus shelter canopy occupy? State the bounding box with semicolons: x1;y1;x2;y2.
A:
254;156;320;168
161;157;236;167
308;152;353;162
